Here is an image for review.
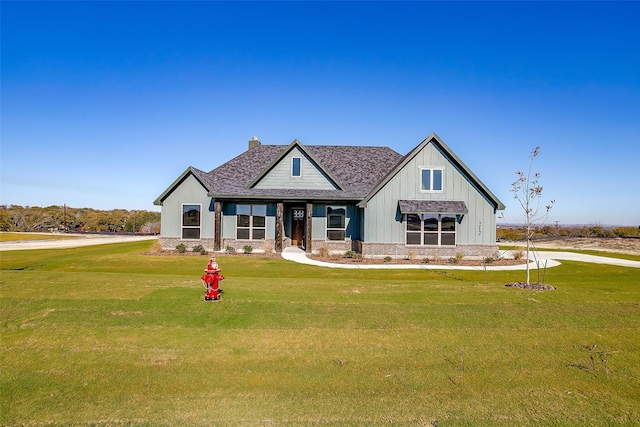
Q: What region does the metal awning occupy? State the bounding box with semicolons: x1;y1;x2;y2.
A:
398;200;468;214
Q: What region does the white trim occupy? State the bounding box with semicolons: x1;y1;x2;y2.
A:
326;205;346;241
236;204;267;241
419;167;444;193
291;157;302;178
404;213;456;246
181;203;202;240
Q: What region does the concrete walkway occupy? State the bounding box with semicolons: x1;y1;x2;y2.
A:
281;247;640;270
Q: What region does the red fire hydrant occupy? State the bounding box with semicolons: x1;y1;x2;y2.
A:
201;256;224;301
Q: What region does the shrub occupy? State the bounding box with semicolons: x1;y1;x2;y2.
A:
192;245;207;255
484;256;495;264
175;243;187;254
614;226;640;238
343;250;355;259
225;245;236;255
243;245;253;254
448;257;459;264
407;251;416;260
383;256;392;263
318;247;330;258
513;249;524;261
422;258;430;264
263;243;273;254
455;252;464;262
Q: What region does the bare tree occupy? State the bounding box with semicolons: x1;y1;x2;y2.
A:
511;146;555;285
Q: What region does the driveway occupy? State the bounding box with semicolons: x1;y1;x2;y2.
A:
0;234;157;251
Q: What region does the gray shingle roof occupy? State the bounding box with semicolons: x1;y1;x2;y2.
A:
201;143;404;200
398;200;469;214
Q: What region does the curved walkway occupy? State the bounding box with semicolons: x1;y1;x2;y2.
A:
280;247;640;270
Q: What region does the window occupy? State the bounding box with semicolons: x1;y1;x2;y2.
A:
182;204;201;239
326;206;346;241
236;204;266;240
405;214;456;246
291;157;301;177
421;168;443;191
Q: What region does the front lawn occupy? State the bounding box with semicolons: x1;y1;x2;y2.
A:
1;241;639;425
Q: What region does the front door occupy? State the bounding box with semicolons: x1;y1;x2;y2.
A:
291;208;305;247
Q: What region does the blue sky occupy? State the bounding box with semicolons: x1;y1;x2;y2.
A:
2;1;639;225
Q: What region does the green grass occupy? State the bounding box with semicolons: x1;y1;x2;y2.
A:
1;241;639;426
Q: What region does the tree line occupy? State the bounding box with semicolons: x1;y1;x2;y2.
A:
0;205;160;234
497;224;640;241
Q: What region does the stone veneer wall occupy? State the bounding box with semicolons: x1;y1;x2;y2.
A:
159;237;277;253
220;239;277;253
160;237;216;251
360;243;500;259
160;237;499;259
310;239;354;255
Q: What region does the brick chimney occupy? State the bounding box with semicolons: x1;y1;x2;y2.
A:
248;136;261;150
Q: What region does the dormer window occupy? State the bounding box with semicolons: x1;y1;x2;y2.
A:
421;168;443;192
292;157;301;177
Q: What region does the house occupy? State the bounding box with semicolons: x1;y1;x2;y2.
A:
154;133;505;258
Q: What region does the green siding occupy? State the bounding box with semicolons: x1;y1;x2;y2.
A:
159;174;213;238
364;142;497;245
253;147;337;190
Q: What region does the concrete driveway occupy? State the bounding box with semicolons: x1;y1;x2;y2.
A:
0;234;157;251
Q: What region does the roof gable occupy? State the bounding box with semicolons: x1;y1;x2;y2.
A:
153;166;210;205
248;140;342;190
359;133;505;210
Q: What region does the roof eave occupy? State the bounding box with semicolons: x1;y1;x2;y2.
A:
153;166;210;205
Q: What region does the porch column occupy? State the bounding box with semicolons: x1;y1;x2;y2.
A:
275;202;283;252
305;202;313;253
214;200;222;251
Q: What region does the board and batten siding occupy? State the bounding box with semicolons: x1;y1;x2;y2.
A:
159;174;214;239
253;147;337;190
363;142;497;245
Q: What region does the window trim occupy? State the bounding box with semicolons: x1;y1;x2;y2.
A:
420;167;444;192
326;205;346;241
181;203;202;240
236;204;267;241
405;213;456;246
291;157;302;177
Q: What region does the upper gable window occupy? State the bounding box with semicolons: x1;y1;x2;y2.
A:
291;157;301;177
421;168;443;192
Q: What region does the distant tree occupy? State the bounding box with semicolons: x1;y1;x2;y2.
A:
0;205;160;234
510;147;555;286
